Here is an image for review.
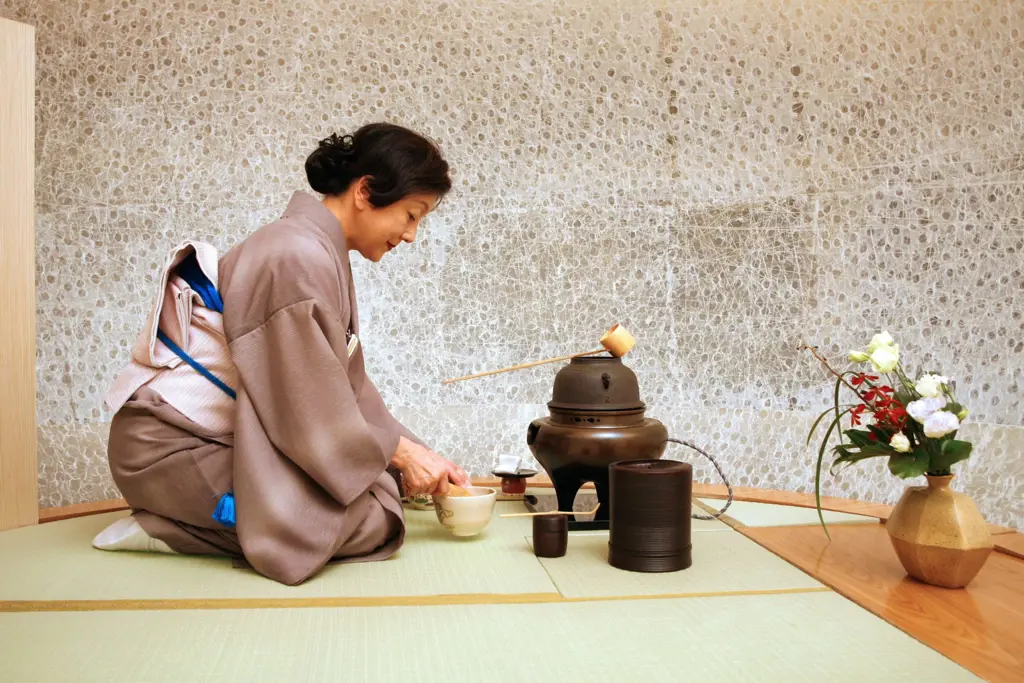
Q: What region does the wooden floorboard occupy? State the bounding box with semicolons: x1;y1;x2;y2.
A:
38;498;129;523
740;523;1024;683
993;532;1024;561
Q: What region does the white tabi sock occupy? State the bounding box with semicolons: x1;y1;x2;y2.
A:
91;517;177;554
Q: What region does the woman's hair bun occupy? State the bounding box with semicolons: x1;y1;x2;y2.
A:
304;123;452;204
305;133;357;195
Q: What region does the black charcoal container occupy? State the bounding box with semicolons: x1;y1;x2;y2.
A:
608;459;693;573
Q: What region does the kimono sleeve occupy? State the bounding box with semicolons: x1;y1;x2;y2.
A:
357;371;426;449
228;299;389;506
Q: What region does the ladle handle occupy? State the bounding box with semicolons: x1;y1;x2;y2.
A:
442;348;606;385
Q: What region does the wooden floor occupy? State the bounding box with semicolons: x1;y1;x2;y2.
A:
33;481;1024;682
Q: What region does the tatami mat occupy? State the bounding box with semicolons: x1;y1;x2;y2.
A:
533;530;823;598
0;497;736;604
0;504;559;602
700;499;878;527
0;592;979;683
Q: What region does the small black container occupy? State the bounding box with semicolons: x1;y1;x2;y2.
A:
608;459;692;573
532;514;569;558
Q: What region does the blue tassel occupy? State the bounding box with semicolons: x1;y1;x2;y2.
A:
213;491;236;528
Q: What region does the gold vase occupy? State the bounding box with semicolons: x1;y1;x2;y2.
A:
886;475;993;588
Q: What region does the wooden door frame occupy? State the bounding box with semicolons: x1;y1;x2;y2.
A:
0;16;37;531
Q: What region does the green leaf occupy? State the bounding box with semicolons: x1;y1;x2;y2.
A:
866;424;894;443
929;439;973;474
888;452;929;479
945;402;965;418
834;375;845;445
831;443;856;459
830;450;891;475
806;373;857;448
834;443;892;457
829;443;893;475
806;406;837;447
814;410;851;541
844;429;876;448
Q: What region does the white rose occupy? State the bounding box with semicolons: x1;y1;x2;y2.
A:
915;373;949;399
907;396;947;424
924;411;960;438
889;432;911;453
869;344;900;373
848;350;870;363
867;331;894;353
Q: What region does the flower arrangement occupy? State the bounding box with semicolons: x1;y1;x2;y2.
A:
801;332;972;537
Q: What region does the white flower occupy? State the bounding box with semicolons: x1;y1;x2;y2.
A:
924;411;960;438
866;331;895;353
907;396;947;424
869;344;900;373
848;350;871;363
889;432;911;453
915;373;949;399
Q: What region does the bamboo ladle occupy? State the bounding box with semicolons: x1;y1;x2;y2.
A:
442;324;636;385
500;503;601;519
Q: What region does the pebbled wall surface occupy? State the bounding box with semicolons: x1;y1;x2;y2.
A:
1;0;1021;528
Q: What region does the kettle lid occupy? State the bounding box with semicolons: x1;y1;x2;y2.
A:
547;355;645;411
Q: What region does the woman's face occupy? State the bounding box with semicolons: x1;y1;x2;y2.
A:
349;179;438;262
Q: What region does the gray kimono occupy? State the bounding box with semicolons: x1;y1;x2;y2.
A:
108;191;419;585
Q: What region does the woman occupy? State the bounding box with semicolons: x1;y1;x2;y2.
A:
95;123;470;585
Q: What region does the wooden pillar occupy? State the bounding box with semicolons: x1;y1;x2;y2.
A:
0;17;37;531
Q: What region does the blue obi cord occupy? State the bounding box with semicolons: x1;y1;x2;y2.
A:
168;251;237;529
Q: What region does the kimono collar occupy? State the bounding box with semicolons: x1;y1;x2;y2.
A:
281;190;360;334
281;190;350;259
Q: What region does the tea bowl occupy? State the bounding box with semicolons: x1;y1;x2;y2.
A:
433;486;497;537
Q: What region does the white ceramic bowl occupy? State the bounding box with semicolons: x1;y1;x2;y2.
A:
433;486;498;537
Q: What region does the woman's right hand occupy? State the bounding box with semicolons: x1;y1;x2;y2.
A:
391;436;453;496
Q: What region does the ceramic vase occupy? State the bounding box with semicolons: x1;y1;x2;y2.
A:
886;475;993;589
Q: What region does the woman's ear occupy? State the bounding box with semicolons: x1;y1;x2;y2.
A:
352;177;372;211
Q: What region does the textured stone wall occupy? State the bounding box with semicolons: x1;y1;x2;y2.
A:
2;0;1021;528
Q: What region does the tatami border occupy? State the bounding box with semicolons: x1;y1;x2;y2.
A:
0;586;832;614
